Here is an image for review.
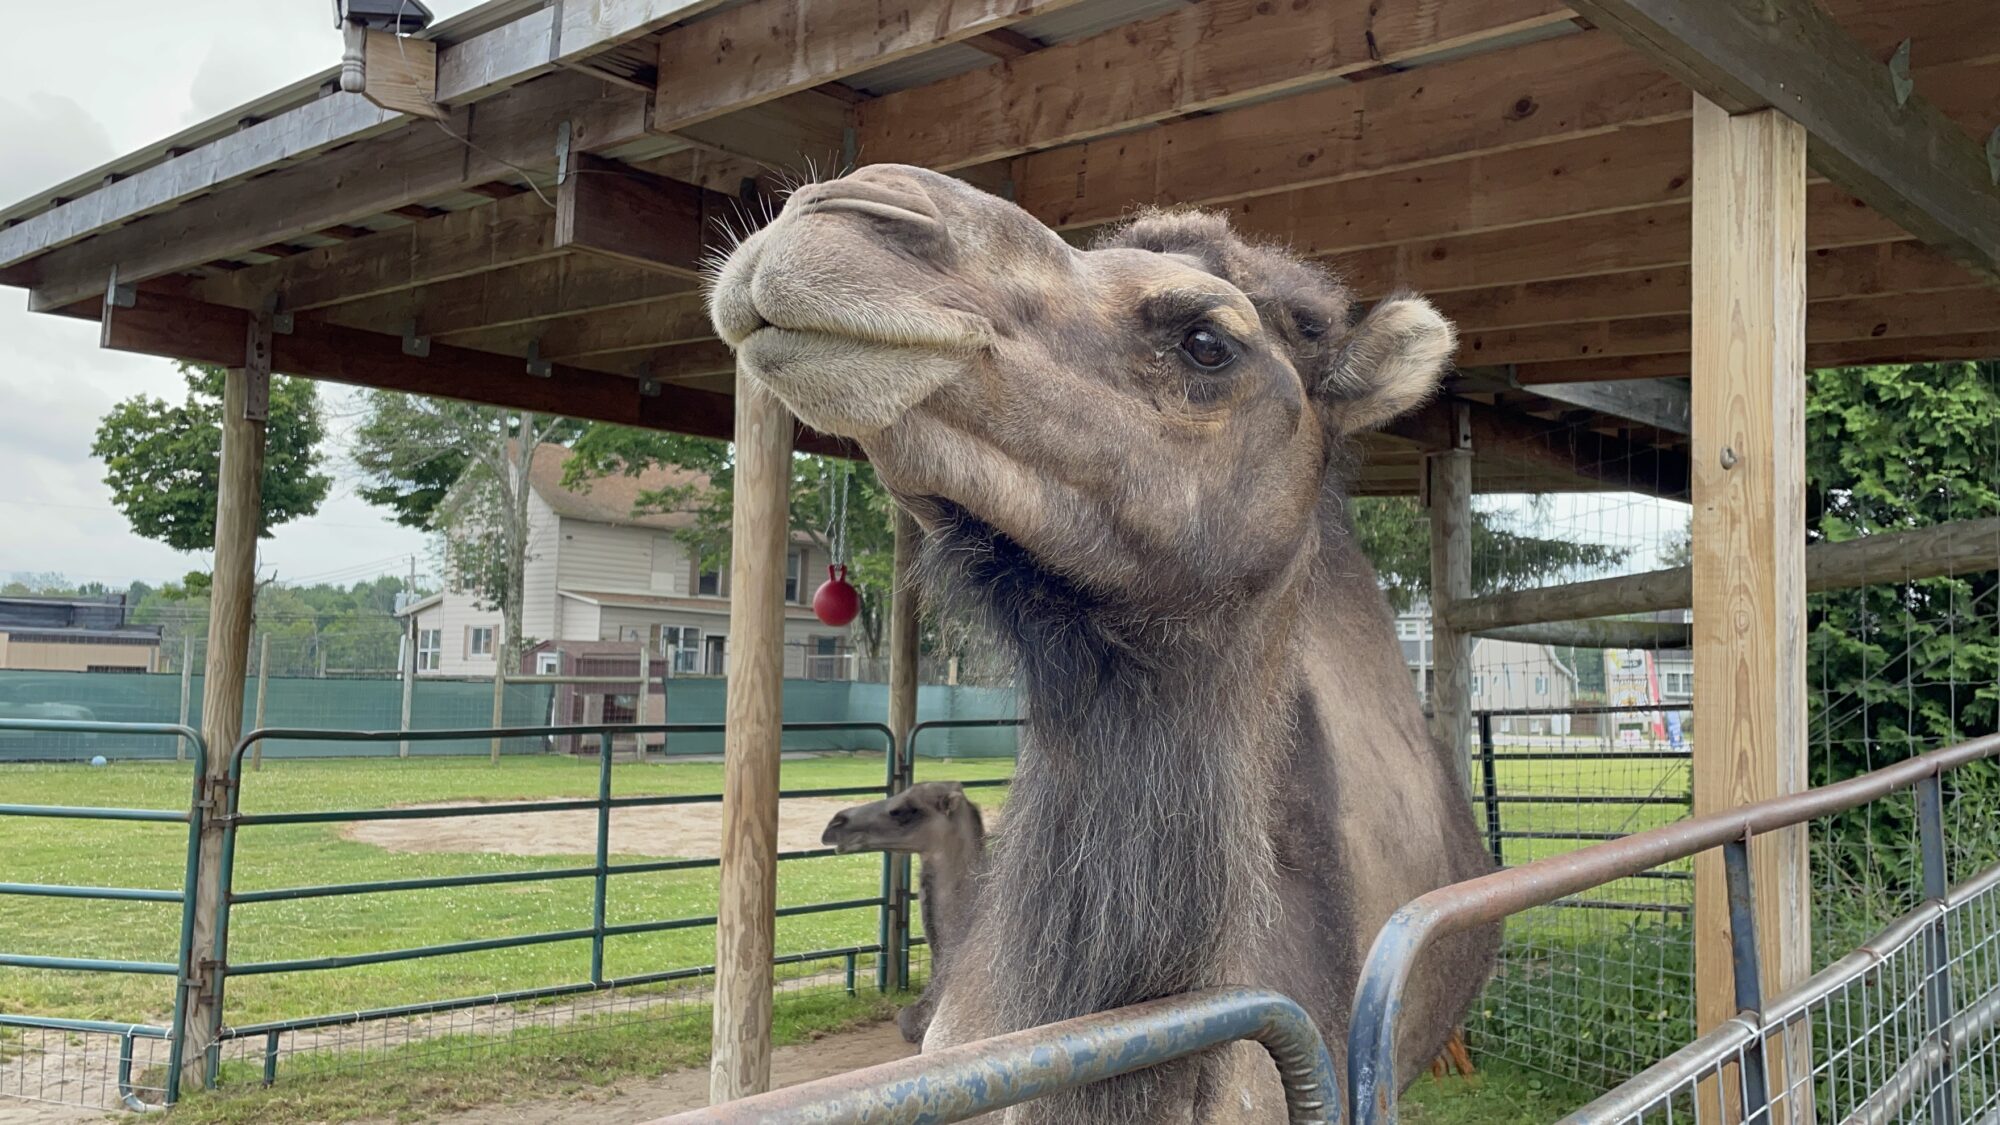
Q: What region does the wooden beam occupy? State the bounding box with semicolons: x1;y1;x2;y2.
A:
1011;30;1690;230
554;155;717;275
193;192;561;313
441;292;713;358
963;27;1043;60
24;71;654;311
1427;429;1475;793
654;0;1092;132
711;376;792;1099
1567;0;2000;283
1388;397;1691;498
315;256;694;337
1526;377;1690;433
671;93;849;175
362;30;445;121
182;356;267;1089
97;289;851;456
1477;619;1691;649
884;507;922;991
856;0;1575;170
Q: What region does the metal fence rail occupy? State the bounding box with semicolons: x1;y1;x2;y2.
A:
1348;729;2000;1124
655;987;1341;1125
0;718;205;1110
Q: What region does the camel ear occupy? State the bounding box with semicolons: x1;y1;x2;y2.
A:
1316;295;1455;435
931;783;965;814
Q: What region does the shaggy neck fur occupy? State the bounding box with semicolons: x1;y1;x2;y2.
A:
919;504;1302;1122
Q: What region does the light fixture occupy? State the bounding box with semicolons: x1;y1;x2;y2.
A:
333;0;434;33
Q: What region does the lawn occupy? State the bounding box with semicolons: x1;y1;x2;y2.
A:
0;752;1014;1029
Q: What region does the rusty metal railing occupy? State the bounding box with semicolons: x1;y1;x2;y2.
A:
655;986;1341;1124
1346;730;2000;1124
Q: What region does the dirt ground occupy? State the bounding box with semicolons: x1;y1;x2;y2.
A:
342;797;865;857
406;1021;916;1124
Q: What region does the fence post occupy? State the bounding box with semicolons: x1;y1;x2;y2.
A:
1918;773;1961;1125
592;731;613;985
250;632;270;771
883;508;920;993
1478;713;1503;869
636;645;651;764
1426;408;1474;796
177;637;193;759
398;634;414;759
489;666;506;764
182;351;268;1092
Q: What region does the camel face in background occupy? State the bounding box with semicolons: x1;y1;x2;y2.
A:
709;164;1454;608
820;781;981;856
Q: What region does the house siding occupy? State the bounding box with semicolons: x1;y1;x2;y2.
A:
409;595;505;678
520;490;561;642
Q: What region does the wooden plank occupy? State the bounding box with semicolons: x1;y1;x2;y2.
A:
653;0;1092;132
363;30;445;121
671;94;849;177
1011;30;1691;230
1433;243;1981;332
856;0;1575;170
1427;437;1475;793
555;155;714;275
710;375;792;1099
1568;0;2000;283
26;71;654;311
316;256;694;337
1388;397;1691;498
96;289;850;455
1478;619;1690;649
1528;377;1690;433
193;192;562;313
1448;515;2000;632
442;292;714;358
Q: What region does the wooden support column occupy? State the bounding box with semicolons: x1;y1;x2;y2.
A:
1689;95;1810;1081
884;508;922;991
1426;404;1474;794
709;378;791;1103
181;337;269;1089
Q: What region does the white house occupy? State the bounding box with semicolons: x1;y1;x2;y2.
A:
398;445;849;679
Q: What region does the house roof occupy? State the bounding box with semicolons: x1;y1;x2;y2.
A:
528;444;708;532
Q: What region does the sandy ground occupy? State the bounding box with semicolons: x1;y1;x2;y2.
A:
342;797;867;857
407;1022;916;1125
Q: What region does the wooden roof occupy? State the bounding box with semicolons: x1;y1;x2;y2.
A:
3;0;1997;499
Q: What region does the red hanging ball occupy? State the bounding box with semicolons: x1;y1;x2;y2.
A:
812;564;860;627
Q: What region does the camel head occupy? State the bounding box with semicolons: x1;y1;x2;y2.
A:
710;164;1455;608
820;781;981;855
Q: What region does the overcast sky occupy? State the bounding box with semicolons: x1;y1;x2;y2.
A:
0;2;485;591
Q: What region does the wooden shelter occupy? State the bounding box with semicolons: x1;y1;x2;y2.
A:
4;0;1998;1103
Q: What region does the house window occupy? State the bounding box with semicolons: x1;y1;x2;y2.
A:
651;536;676;592
417;629;441;671
535;652;560;675
697;563;721;597
1471;674;1483;696
661;626;701;674
1397;619;1417;639
785;550;805;603
1534;673;1549;696
468;626;495;658
1662;670;1693;697
806;635;843;680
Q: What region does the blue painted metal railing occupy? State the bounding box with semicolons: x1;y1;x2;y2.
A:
655;986;1341;1125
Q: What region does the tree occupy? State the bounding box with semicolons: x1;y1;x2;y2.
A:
349;391;575;672
1803;361;2000;904
92;363;329;550
1350;496;1632;612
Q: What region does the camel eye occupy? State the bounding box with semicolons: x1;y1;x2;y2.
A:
1178;326;1236;370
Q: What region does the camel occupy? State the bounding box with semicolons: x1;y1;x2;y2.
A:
820;780;988;1043
710;164;1499;1124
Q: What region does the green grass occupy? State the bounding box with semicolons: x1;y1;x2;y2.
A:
1401;1059;1599;1125
0;752;1012;1028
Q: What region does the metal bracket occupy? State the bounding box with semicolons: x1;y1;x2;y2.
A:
105;266;136;309
1889;39;1914;107
1450;400;1473;452
258;292;293;336
243;310;274;423
637;363;661;398
402;321;431;358
555;120;573;187
525;340;552;378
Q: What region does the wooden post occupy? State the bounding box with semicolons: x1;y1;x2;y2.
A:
1426;404;1475;794
176;636;193;757
637;644;651;762
884;508;921;991
250;632;270;771
182;349;268;1090
1690;96;1810;1104
709;378;791;1103
489;665;507;763
398;631;415;759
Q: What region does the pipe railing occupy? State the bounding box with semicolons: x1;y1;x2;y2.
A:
1346;729;2000;1123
